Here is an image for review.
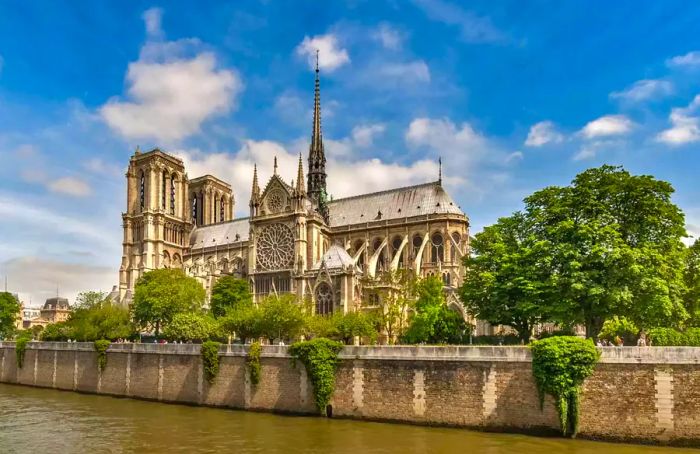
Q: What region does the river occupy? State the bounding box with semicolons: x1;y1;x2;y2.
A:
0;384;697;454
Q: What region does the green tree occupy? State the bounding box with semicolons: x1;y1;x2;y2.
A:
684;239;700;325
259;294;305;342
210;276;253;318
64;303;136;341
460;212;553;342
364;270;416;343
74;291;109;309
333;311;377;345
131;269;205;336
163;312;217;341
219;305;263;342
304;314;339;340
403;276;471;344
0;292;20;339
524;165;688;338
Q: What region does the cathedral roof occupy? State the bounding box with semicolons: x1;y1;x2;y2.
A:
190;217;250;249
312;244;360;272
326;181;465;227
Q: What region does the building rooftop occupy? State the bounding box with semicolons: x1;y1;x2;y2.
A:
42;297;70;311
327;181;465;227
190;217;250;249
312;244;361;272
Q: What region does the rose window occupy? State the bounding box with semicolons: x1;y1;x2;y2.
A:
256;223;295;270
267;190;285;213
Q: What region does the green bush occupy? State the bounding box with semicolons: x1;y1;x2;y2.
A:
289;338;344;413
648;328;700;346
15;337;29;368
531;336;600;437
599;317;638;345
201;341;221;384
247;341;262;386
94;339;110;372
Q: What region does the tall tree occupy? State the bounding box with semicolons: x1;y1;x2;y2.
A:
0;292;20;339
460;212;553;342
74;291;109;310
209;276;253;318
684;239;700;325
364;270;416;343
259;294;305;342
525;165;688;337
131;269;205;336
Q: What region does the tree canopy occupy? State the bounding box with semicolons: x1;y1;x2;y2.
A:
209;276;253;318
131;269;205;336
0;292;20;339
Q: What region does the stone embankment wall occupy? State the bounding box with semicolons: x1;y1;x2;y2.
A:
1;342;699;445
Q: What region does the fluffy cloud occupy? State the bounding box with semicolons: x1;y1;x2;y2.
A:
373;23;403;50
667;51;700;68
48;177;91;197
579;115;634;139
656;95;700;145
351;124;386;147
378;60;430;83
99;10;242;143
296;34;350;72
610;79;673;102
412;0;506;43
524;121;564;147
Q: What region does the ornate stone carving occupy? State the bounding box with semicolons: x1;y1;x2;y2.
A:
255;223;294;270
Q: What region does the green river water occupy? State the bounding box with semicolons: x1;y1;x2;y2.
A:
0;383;697;454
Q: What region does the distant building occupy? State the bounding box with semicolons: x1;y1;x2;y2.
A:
21;307;42;329
26;297;72;328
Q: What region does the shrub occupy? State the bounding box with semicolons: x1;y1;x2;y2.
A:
201;341;221;384
15;336;29;368
599;317;638;345
247;341;262;386
648;328;700;346
94;339;110;372
289;338;344;413
531;336;600;437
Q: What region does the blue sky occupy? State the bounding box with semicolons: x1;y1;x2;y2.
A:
2;0;700;305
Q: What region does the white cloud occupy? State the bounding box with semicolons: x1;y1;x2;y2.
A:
412;0;506;44
610;79;673;102
296;34;350;72
82;157;122;176
378;60;430;83
351;124;386;147
656;95;700;145
373;23;403;50
48;177;91;197
99;10;242;143
20;169;47;184
524;121;564;147
579;115;634;139
667;51;700;68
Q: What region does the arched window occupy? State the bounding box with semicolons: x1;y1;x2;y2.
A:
214;194;219;223
392;236;404;268
315;282;333;315
431;232;444;263
220;196;225;222
170;174;176;215
412;234;423;261
192;196;198;226
443;272;451;285
451;232;461;263
198;192;204;225
139;171;145;211
162;171;167;210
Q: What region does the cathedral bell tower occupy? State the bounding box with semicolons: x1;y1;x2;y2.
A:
307;51;329;222
118;148;192;305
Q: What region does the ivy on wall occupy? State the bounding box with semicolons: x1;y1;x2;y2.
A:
201;341;221;384
15;338;28;369
247;341;262;386
531;336;600;437
289;338;344;414
94;339;110;372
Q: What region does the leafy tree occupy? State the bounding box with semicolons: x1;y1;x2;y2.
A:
210;276;253;318
364;270;416;343
333;311;377;345
41;322;72;341
304;314;339;340
0;292;21;339
62;303;136;341
259;294;305;342
524;165;688;338
598;316;638;344
684;239;700;325
163;312;217;341
74;291;109;309
219;304;263;343
460;212;554;342
403;276;471;344
131;269;205;336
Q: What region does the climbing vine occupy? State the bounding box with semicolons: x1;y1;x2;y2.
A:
201;341;221;384
247;341;262;386
15;337;28;369
289;338;344;414
531;336;600;437
94;339;111;372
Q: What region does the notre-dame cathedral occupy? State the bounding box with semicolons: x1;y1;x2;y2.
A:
117;64;470;317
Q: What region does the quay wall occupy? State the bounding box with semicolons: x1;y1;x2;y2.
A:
1;342;699;445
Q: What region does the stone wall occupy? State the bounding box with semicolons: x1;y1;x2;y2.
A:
1;342;699;445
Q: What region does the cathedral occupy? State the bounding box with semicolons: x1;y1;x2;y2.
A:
117;64;470;317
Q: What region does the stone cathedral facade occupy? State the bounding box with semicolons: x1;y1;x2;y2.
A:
118;66;470;317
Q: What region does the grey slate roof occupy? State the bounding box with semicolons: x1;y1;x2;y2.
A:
327;181;464;227
312;245;361;272
190;217;250;249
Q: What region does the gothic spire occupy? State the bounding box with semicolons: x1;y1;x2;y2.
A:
296;153;306;195
307;49;327;205
251;163;260;199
